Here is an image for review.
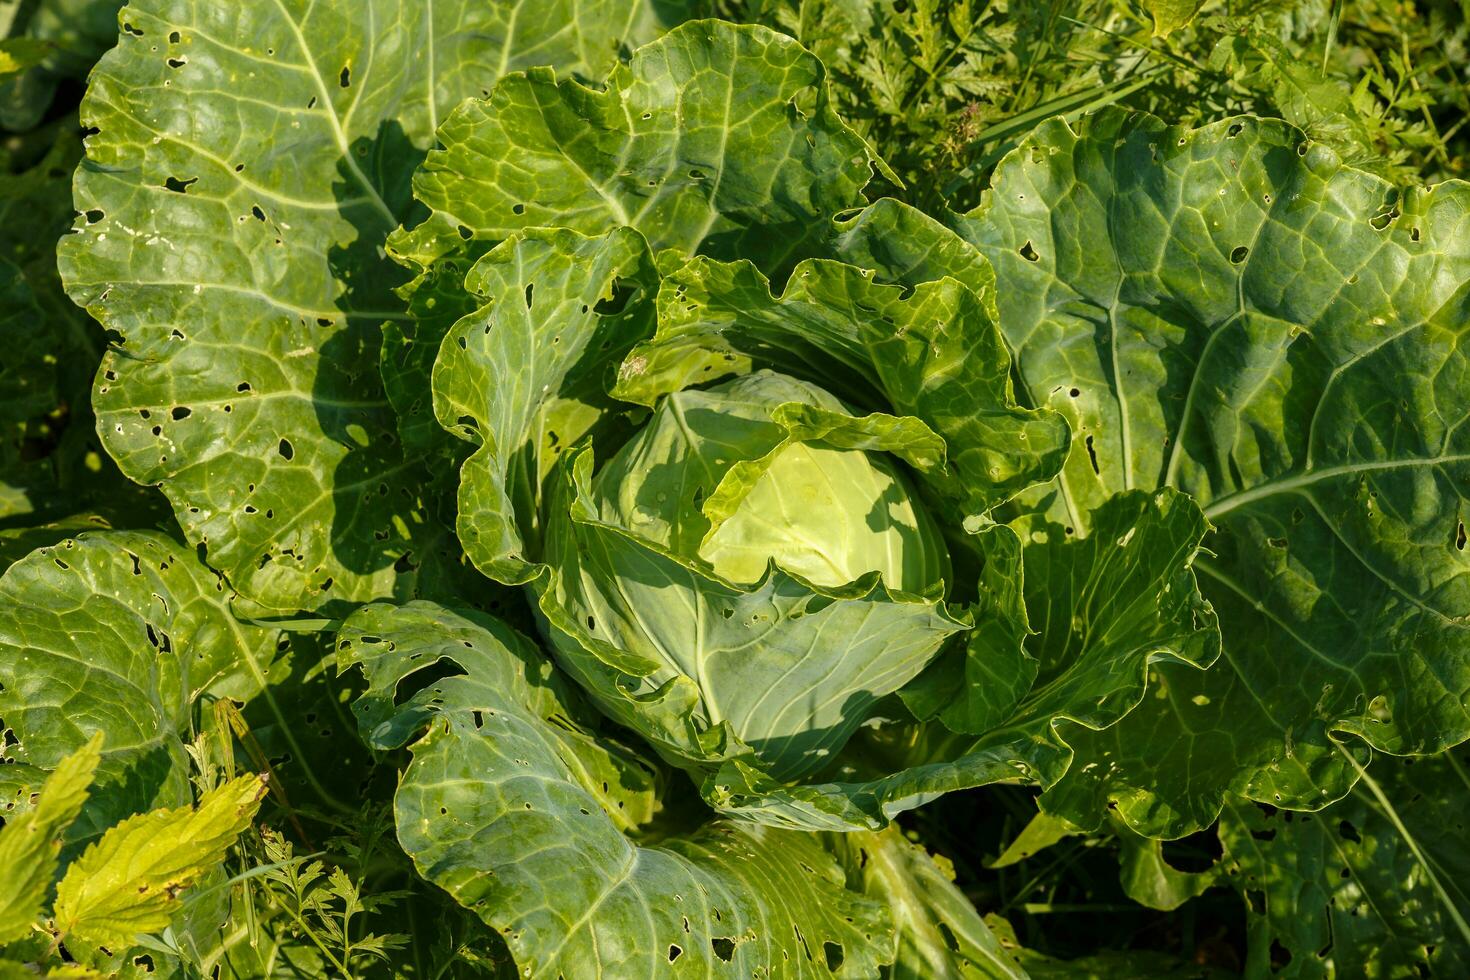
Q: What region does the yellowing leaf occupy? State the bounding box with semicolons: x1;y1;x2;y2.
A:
0;733;101;944
52;774;267;948
1142;0;1204;36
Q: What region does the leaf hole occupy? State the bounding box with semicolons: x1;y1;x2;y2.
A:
823;942;844;970
1019;240;1040;262
277;438;294;460
393;658;468;707
1084;434;1100;475
667;944;682;962
164;176;198;193
1370;207;1400;231
339;66;351;87
1230;245;1249;263
710;938;735;962
594;280;637;315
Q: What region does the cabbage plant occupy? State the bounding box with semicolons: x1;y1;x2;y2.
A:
1;0;1465;975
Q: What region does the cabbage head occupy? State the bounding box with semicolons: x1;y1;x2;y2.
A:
543;368;959;783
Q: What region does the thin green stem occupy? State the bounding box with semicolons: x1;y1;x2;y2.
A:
280;899;356;980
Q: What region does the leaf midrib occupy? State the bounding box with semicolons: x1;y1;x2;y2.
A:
1200;453;1470;520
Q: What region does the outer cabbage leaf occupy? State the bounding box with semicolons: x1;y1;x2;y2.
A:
1113;817;1221;912
57;0;682;615
390;20;878;275
827;826;1025;980
432;227;661;584
1218;748;1470;977
335;600;896;978
948;110;1470;834
910;486;1220;745
0;532;293;846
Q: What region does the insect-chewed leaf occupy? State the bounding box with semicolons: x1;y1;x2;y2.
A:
52;774;267;948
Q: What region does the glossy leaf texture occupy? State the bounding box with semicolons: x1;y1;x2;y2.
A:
57;0;686;616
949;110;1470;835
0;531;282;845
335;600;897;978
